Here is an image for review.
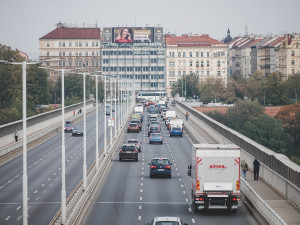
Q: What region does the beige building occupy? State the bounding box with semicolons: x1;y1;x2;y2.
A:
166;34;228;97
279;34;300;79
39;23;101;82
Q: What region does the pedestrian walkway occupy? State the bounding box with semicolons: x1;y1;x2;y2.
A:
172;103;300;225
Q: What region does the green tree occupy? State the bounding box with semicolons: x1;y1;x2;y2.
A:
172;73;200;99
264;72;290;106
198;77;227;103
242;115;291;154
226;100;264;131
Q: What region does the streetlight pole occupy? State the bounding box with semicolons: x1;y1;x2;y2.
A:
114;77;117;135
95;73;99;169
109;76;113;147
83;72;87;191
185;75;187;99
104;75;107;155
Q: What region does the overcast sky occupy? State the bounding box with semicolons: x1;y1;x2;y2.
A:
0;0;299;59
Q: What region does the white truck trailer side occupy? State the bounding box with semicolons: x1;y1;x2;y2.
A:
188;144;241;212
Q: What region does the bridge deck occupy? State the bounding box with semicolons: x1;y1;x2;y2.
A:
174;104;300;225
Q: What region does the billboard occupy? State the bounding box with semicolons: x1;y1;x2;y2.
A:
103;27;163;44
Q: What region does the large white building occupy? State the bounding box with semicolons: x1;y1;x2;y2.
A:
166;34;228;97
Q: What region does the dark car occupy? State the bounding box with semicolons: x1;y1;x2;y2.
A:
131;119;142;131
149;158;172;178
119;144;138;161
149;133;163;144
148;126;160;137
72;126;84;136
64;123;73;133
126;139;141;152
127;123;139;133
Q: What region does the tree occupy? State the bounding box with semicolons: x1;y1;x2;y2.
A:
285;72;300;103
275;103;300;136
264;72;290;106
226;100;264;131
198;77;227;103
245;70;265;101
242;115;291;154
172;73;200;99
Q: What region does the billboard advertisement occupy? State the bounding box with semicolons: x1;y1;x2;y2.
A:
113;27;153;43
103;28;112;43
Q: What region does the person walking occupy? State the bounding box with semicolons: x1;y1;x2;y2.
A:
241;159;248;179
73;110;76;116
185;111;189;121
14;130;19;142
253;157;261;180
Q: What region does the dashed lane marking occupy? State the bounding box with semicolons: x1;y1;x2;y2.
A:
192;218;195;223
138;216;141;220
183;191;186;195
185;198;188;202
140;189;143;193
139;205;142;209
17;216;22;221
34;190;38;194
140;197;143;201
5;216;11;221
16;206;21;210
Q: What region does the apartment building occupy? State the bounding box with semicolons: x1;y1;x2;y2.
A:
279;34;300;79
39;23;101;82
166;34;227;97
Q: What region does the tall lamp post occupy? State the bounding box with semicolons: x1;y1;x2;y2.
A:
0;59;56;225
39;66;81;224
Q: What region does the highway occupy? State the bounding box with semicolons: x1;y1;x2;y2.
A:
0;106;116;225
81;109;257;225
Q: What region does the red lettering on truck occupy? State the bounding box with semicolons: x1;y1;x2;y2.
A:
209;165;227;168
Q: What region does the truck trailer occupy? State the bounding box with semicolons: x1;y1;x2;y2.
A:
187;144;241;213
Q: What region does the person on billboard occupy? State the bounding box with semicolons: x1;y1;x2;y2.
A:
114;28;132;43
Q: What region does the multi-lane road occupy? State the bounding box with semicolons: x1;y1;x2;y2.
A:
81;108;257;225
0;105;258;225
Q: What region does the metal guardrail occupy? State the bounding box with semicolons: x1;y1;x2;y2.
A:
241;179;287;225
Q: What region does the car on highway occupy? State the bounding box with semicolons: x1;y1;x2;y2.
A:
148;125;160;137
149;158;172;178
149;133;163;144
146;216;188;225
149;120;160;129
127;123;139;133
72;126;84;136
148;117;158;126
119;144;138;161
64;122;73;133
126;139;141;152
131;118;142;131
170;127;183;137
106;105;110;115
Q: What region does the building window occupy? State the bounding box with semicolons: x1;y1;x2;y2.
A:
296;43;299;48
207;52;210;57
178;52;181;57
96;42;99;47
46;62;50;66
47;51;49;56
103;59;109;64
79;51;82;56
178;71;181;76
183;71;186;76
196;52;199;57
69;51;72;56
85;61;89;66
189;52;192;57
85;51;88;56
217;52;221;57
201;61;204;67
207;61;210;67
217;71;221;76
207;71;210;76
79;42;82;47
85;42;88;47
183;52;186;57
172;52;175;57
201;71;204;76
196;61;199;67
196;71;199;76
59;51;62;56
292;60;295;65
291;51;295;56
201;52;204;57
75;42;78;47
92;42;95;47
151;59;157;63
46;42;50;47
190;61;193;67
292;69;295;74
217;61;221;67
69;60;72;66
69;42;72;47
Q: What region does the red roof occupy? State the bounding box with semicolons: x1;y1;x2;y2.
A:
166;35;222;46
40;27;100;39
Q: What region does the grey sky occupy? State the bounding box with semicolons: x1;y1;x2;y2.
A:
0;0;299;59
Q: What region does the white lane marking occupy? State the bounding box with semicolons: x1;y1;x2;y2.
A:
141;172;144;175
142;162;144;165
8;180;12;183
5;216;11;221
35;197;40;201
142;167;144;170
28;198;30;201
140;189;143;193
41;184;45;187
140;197;143;201
141;183;143;186
138;216;141;220
48;178;51;181
34;190;38;194
181;185;184;188
192;218;195;223
17;216;22;220
0;186;3;189
53;173;56;176
16;206;21;210
188;207;192;212
139;205;142;209
176;168;178;171
185;198;188;202
177;173;180;176
183;191;186;195
179;178;182;182
141;177;144;180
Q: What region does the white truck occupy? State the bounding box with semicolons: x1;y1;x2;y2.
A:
169;118;183;130
134;106;144;114
165;110;176;122
187;144;241;213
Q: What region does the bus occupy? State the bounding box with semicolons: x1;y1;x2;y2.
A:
137;91;166;101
